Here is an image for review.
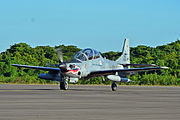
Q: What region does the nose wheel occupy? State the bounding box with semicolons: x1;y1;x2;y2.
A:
60;81;68;90
111;82;117;91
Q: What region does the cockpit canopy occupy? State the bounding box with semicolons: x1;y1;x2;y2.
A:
74;48;102;61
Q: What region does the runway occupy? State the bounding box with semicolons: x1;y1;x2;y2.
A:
0;84;180;120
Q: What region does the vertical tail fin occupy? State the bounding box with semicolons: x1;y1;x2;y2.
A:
116;38;130;64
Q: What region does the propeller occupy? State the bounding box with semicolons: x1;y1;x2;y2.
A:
45;62;58;67
55;47;63;63
55;47;80;72
55;47;68;72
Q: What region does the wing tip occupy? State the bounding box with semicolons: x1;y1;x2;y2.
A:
11;64;18;66
160;66;169;69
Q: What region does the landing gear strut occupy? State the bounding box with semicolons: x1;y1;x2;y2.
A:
111;82;117;91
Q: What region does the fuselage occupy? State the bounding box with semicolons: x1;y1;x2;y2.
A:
63;52;124;78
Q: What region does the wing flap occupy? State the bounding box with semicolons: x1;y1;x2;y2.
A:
120;64;157;67
89;67;169;76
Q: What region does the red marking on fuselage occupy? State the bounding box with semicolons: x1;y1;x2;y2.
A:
66;65;80;75
68;69;79;73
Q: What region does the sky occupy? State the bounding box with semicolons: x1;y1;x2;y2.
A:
0;0;180;53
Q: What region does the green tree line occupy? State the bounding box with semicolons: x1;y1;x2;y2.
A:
0;40;179;85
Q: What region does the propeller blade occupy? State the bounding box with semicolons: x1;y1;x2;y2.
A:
55;47;69;72
55;47;63;63
46;62;59;68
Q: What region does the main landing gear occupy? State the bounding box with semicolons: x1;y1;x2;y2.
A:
111;82;117;91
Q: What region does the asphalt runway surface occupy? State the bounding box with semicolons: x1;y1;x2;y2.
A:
0;84;180;120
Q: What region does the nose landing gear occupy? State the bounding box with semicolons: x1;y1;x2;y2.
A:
60;81;68;90
60;77;69;90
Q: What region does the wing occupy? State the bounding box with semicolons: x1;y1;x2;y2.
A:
121;63;157;67
89;67;169;77
12;64;60;72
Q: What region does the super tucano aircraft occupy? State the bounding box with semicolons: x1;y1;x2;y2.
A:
12;39;169;91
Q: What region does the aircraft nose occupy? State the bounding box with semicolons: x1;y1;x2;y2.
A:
65;64;81;77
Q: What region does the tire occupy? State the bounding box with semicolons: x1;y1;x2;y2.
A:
111;82;117;91
63;81;68;90
60;81;68;90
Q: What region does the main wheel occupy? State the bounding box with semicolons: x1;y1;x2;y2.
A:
60;81;68;90
111;82;117;91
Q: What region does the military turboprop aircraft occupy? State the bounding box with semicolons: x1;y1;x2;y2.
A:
12;39;168;91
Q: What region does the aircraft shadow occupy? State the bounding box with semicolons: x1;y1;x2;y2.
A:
0;88;112;92
69;88;111;92
0;89;59;91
